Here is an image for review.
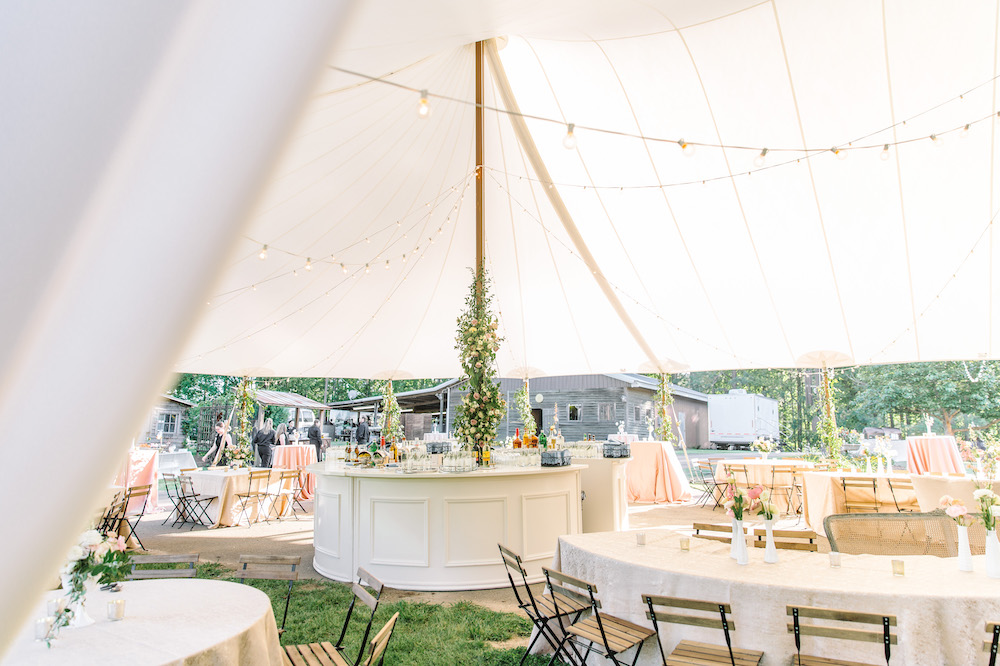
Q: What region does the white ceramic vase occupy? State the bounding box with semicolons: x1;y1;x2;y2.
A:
731;518;749;565
876;457;885;475
865;459;872;474
987;530;1000;578
60;574;99;628
763;519;778;564
957;525;973;572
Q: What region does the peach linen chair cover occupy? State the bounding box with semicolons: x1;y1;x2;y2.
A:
271;444;318;500
115;449;160;512
906;436;965;475
625;441;691;503
0;4;352;656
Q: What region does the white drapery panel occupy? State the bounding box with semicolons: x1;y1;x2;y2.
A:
0;0;352;656
179;0;1000;378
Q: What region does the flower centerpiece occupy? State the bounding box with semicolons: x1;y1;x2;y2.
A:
724;479;756;564
940;494;974;571
50;530;132;640
749;437;776;458
975;487;1000;578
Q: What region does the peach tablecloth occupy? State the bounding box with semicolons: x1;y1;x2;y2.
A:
906;436;964;475
115;448;159;512
802;471;918;535
272;444;318;499
625;441;691;503
712;458;814;484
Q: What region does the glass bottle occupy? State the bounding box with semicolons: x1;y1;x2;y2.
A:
539;432;548;450
473;442;483;466
513;428;522;449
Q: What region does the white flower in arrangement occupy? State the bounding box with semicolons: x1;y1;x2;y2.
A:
66;545;87;562
79;530;103;548
974;488;998;501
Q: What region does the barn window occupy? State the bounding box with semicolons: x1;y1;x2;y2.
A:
157;412;178;434
567;405;582;421
598;403;614;421
633;405;641;422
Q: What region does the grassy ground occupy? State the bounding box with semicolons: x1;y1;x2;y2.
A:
189;562;550;665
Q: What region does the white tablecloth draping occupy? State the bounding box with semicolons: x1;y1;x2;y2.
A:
158;451;198;476
2;578;283;665
185;468;288;528
911;474;1000;512
608;434;638;444
552;531;1000;665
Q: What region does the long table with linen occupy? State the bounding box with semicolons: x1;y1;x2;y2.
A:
911;474;1000;512
158;449;198;475
906;435;964;475
802;471;918;535
713;459;814;511
114;448;159;512
3;578;283;665
271;444;318;499
624;441;691;503
552;530;1000;665
185;468;289;528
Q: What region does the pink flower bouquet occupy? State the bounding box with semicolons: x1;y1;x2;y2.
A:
939;495;974;527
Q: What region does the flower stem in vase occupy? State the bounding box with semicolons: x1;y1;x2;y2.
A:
763;519;778;564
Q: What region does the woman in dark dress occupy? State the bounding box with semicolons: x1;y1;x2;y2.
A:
204;421;232;466
254;418;276;468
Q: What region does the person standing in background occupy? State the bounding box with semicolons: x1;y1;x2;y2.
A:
355;415;370;454
254;418;276;468
308;418;323;460
274;422;288;447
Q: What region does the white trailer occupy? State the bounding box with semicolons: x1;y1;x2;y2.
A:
708;389;780;448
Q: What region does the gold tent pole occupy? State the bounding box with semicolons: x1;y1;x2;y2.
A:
475;40;485;295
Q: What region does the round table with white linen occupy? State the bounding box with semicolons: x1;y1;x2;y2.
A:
552;530;1000;665
2;578;283;665
184;467;288;528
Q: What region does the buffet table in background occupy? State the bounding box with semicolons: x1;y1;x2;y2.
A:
625;442;691;503
553;530;1000;665
272;444;318;499
906;435;964;475
2;579;283;665
115;448;159;512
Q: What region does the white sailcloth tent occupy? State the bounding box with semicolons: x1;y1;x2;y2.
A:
3;0;1000;655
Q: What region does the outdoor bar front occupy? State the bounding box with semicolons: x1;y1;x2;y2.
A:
307;462;583;590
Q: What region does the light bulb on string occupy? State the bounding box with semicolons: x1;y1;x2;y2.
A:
417;90;430;118
830;147;842;159
258;244;268;260
562;123;576;150
293;270;298;277
961;124;970;138
341;263;347;274
384;260;390;270
838;145;849;161
677;139;695;157
251;284;257;291
880;144;890;161
305;257;312;271
364;264;370;274
931;134;942;146
753;148;768;168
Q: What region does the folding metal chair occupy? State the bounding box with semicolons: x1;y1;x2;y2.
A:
114;484;151;550
544;567;654;666
128;553;199;579
786;604;896;666
160;473;188;528
239;555;299;635
984;621;1000;666
644;593;763;665
498;544;588;666
842;476;881;513
98;490;126;535
694;461;726;509
886;476;919;512
766;464;798;516
272;469;307;521
235;469;272;526
332;567;384;666
178;474;217;529
284;612;399;666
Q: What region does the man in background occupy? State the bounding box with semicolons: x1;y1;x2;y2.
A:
307;418;323;460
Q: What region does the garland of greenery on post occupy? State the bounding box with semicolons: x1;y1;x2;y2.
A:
228;378;256;465
452;264;506;448
819;367;839;455
379;379;403;444
654;373;677;443
514;380;537;438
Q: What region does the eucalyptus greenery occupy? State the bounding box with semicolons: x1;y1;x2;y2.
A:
513;381;536;438
653;373;676;443
379;380;404;444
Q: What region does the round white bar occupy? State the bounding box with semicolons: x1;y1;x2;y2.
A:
308;462;583;590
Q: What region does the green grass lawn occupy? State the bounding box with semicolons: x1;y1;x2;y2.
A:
192;563;551;665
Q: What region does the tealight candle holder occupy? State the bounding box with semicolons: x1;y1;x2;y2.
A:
829;552;841;568
34;617;54;641
679;537;690;551
636;532;646;546
891;559;904;576
46;598;66;617
107;599;126;621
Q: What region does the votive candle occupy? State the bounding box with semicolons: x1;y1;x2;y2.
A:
829;552;841;568
34;617;53;641
679;537;690;551
107;599;126;621
636;532;646;546
892;559;904;576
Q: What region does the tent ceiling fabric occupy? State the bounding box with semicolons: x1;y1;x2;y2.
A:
179;1;1000;377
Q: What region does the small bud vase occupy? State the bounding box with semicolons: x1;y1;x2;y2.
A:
763;519;778;564
60;575;99;628
865;459;872;474
731;518;749;565
957;525;973;572
987;530;1000;579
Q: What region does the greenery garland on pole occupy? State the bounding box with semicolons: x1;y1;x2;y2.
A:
379;379;403;445
453;264;506;449
228;378;257;466
514;379;537;438
654;373;677;444
819;366;839;456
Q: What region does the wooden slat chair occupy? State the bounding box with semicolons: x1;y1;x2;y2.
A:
643;594;763;665
885;476;920;513
752;528;818;551
178;474;217;529
332;567;384;666
841;476;880;513
115;484;152;550
694;462;726;509
498;544;588;666
786;605;897;666
128;553;199;579
98;490;126;535
543;567;654;666
180;468;198;473
693;522;747;544
724;464;752;493
160;473;189;528
239;555;299;635
983;622;1000;666
272;469;307;521
767;465;799;516
235;470;273;526
284;611;399;666
788;469;808;522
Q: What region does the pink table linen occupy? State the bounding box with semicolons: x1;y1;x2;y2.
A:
906;436;964;475
625;441;691;503
272;444;318;500
115;448;159;512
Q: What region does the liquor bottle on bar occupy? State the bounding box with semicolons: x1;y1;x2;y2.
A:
473;442;483;466
482;443;491;467
390;439;398;463
513;428;522;449
538;432;548;450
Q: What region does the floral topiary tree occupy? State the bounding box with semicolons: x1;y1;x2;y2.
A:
514;380;536;439
379;379;403;445
452;264;505;448
228;378;256;466
653;373;677;444
819;367;838;456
